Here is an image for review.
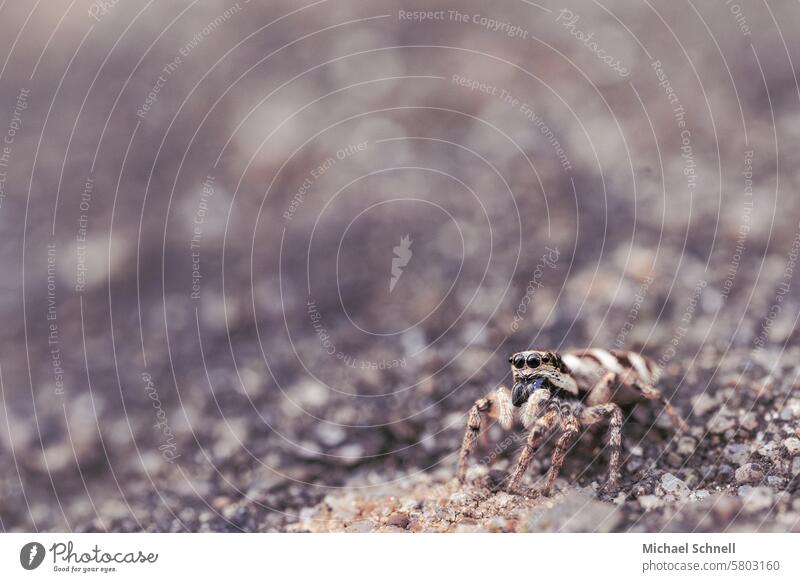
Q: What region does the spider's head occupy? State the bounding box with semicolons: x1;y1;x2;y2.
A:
508;350;568;407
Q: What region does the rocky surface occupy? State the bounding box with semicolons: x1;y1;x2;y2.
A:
289;346;800;533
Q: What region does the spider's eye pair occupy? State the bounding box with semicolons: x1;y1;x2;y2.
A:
511;353;541;369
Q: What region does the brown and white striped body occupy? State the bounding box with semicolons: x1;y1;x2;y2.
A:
456;348;687;497
562;349;661;406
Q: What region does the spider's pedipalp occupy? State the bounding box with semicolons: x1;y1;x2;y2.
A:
491;385;514;430
520;388;550;428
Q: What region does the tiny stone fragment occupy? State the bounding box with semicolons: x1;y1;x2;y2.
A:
737;486;774;513
638;495;663;511
783;437;800;456
734;463;764;485
658;473;689;498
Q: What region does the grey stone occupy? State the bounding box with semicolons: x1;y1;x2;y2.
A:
724;443;750;465
638;495;663;511
757;441;780;461
692;393;718;417
385;513;410;529
783;437;800;456
676;436;697;455
345;519;376;533
315;424;346;447
735;463;764;484
707;410;736;434
767;476;785;488
740;413;759;431
659;473;689;498
524;491;621;533
738;486;774;513
782;399;800;419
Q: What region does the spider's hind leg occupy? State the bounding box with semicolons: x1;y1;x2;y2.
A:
456;386;513;483
579;403;624;495
629;379;689;432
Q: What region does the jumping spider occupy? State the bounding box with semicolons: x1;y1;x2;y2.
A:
457;349;688;496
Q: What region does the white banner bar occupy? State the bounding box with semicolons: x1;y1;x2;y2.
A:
1;533;798;581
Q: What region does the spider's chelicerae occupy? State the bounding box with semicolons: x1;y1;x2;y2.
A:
457;349;688;496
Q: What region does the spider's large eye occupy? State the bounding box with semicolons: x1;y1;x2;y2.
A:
526;353;541;368
512;354;525;368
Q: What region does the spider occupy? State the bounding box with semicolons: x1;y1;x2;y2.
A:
456;348;688;496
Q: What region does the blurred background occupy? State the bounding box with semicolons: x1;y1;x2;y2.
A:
0;0;799;532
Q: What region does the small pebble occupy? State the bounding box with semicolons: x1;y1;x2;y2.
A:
717;464;734;482
757;441;779;460
212;496;231;511
692;393;718;417
666;452;682;466
346;520;376;533
766;476;784;488
783;437;800;456
659;473;689;498
735;463;764;484
724;443;750;465
713;496;742;522
386;513;410;529
487;516;510;532
676;436;696;455
739;413;759;431
315;424;346;447
638;495;663;511
783;399;800;419
737;486;774;512
707;411;736;434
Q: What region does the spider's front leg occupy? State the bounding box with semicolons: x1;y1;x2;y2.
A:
456;386;513;483
506;406;560;494
579;402;623;495
541;410;580;496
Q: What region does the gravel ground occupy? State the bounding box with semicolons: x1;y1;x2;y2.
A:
292;346;800;533
0;0;799;532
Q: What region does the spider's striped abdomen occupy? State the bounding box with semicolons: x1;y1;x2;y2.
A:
562;349;660;404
